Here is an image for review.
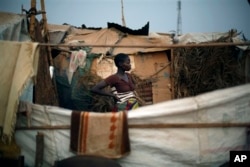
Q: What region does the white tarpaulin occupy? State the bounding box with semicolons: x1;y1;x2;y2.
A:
15;84;250;167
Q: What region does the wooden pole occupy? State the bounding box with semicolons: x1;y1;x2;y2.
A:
39;0;59;106
35;132;44;167
29;0;36;41
246;53;250;83
15;122;250;130
129;123;250;128
170;48;175;99
37;41;250;48
150;63;171;78
121;0;126;27
40;0;48;39
40;0;53;64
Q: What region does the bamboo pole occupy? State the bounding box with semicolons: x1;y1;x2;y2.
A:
15;122;250;130
37;41;250;48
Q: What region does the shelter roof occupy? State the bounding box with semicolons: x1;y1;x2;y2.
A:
62;27;173;55
48;23;249;54
178;29;249;50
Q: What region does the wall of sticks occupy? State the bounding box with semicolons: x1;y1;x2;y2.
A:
172;46;250;99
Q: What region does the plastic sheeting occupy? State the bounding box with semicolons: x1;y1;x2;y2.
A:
177;32;249;50
0;12;31;41
121;83;250;167
15;84;250;167
0;12;34;107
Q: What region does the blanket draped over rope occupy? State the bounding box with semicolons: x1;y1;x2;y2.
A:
0;41;39;142
70;111;130;158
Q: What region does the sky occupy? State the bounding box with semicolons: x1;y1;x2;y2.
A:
0;0;250;38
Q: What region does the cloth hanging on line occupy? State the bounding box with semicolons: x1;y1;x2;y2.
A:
70;111;131;158
0;41;39;142
68;49;87;84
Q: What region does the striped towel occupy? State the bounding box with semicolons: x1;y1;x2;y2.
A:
70;111;130;158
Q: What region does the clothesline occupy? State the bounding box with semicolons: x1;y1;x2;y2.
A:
39;41;250;48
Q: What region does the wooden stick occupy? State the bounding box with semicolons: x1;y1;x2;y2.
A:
29;0;36;41
40;0;48;37
35;132;44;167
150;63;171;78
15;125;70;130
51;47;71;53
15;122;250;130
129;123;250;128
170;48;175;99
37;42;250;48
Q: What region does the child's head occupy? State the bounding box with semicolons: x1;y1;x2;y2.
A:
114;53;131;71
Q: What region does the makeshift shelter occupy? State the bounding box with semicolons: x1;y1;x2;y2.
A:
14;84;250;167
50;24;174;111
172;30;250;99
50;25;250;112
1;8;250;167
0;11;36;140
0;9;57;166
0;11;39;166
